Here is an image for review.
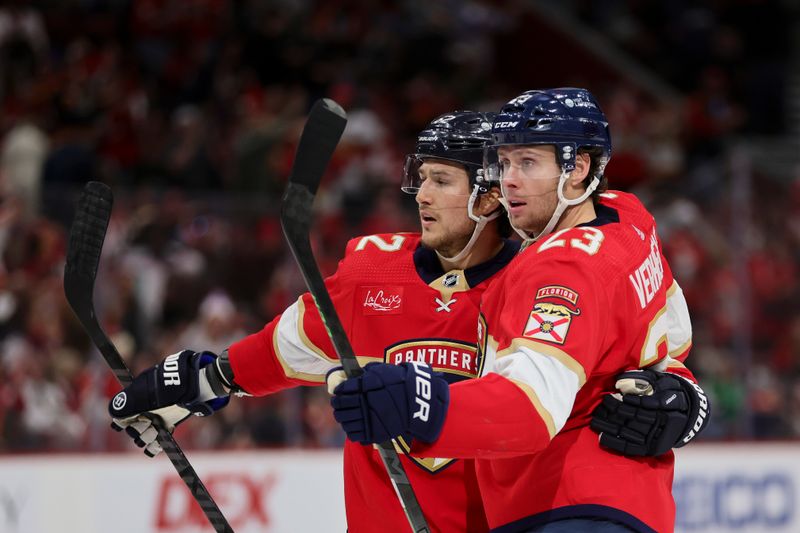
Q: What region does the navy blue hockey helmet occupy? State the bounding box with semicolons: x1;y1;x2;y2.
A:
402;111;496;194
485;88;611;181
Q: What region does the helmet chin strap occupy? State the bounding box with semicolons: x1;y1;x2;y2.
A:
501;170;601;244
435;184;500;265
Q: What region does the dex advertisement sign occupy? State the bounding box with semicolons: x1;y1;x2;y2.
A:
0;444;799;532
0;451;346;533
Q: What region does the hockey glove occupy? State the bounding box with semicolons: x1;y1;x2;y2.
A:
109;349;231;457
330;362;449;446
590;369;710;456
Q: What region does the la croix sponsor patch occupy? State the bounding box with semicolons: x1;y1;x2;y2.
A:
523;287;581;345
360;286;404;315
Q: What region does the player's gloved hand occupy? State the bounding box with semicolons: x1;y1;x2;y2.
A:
329;362;449;445
109;350;231;457
590;369;710;456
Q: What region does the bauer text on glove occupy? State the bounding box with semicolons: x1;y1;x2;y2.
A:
330;362;449;446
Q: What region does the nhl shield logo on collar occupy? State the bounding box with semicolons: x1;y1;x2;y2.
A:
443;273;459;287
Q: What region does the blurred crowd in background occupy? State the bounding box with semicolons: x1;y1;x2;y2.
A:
1;0;799;454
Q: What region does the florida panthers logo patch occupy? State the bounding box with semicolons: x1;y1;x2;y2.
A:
385;339;481;378
523;300;580;345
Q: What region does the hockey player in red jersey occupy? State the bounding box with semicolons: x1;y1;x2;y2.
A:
107;111;514;532
330;89;711;532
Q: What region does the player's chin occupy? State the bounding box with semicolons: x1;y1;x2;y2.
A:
510;212;534;231
419;228;441;249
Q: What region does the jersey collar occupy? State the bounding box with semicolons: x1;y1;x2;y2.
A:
414;239;520;286
579;202;620;227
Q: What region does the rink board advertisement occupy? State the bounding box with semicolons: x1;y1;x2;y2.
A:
0;444;797;532
0;450;347;533
673;444;796;533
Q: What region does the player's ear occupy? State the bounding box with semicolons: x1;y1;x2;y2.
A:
475;187;502;217
570;152;591;187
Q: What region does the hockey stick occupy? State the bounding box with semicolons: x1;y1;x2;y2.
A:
64;182;234;533
280;98;431;533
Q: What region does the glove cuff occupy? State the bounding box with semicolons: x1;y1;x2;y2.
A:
673;374;710;447
210;349;251;396
185;351;231;415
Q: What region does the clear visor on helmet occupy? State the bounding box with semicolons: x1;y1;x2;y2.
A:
483;143;564;182
401;155;474;196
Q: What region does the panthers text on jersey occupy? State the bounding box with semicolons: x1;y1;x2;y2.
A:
414;191;696;533
228;233;518;533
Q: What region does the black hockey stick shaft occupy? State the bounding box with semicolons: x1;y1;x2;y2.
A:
280;99;430;533
64;182;234;533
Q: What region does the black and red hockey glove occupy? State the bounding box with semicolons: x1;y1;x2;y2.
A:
590;369;710;457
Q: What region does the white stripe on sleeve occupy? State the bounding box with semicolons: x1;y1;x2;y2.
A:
666;281;692;355
492;344;581;434
274;299;338;380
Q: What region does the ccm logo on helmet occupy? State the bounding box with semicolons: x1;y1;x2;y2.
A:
410;362;432;422
163;352;181;386
494;121;519;129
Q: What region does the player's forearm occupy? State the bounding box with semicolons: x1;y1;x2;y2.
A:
412;373;553;458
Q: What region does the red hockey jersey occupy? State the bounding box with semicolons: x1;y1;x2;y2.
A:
414;191;695;533
228;233;518;533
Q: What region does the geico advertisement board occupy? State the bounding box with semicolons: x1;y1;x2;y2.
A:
0;444;797;532
673;444;796;532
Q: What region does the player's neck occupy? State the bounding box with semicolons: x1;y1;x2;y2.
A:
438;235;504;272
556;199;597;232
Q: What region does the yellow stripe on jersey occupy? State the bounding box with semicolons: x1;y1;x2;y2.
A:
666;356;688;371
272;299;337;383
666;280;677;297
497;338;587;386
507;378;557;439
492;338;584;433
479;332;499;378
428;268;470;305
487;333;499;354
271;299;384;382
271;322;326;383
640;306;668;368
297;297;339;364
357;355;383;366
669;339;692;358
390;438;455;473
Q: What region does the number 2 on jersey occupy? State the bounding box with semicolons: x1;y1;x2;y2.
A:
355;235;406;252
